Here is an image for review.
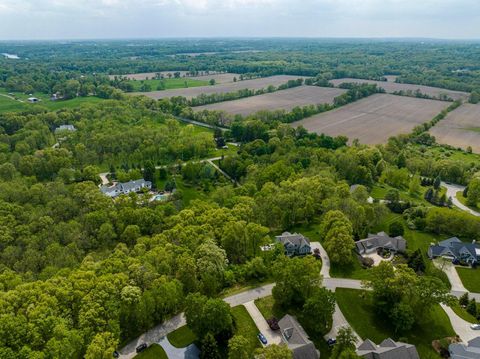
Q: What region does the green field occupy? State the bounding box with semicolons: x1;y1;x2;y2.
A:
0;88;104;113
131;78;209;91
134;344;168;359
336;288;455;359
232;305;262;353
456;267;480;292
167;326;197;348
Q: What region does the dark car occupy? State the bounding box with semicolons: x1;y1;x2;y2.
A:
327;338;337;347
258;333;268;345
112;351;119;358
267;317;280;331
136;343;148;353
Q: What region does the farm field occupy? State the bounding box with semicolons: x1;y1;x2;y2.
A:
109;71;236;82
429;103;480;152
292;94;449;144
133;75;307;100
192;85;346;116
330;78;469;101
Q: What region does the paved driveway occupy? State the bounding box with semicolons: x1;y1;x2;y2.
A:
441;304;480;342
434;259;467;292
243;301;282;346
158;337;199;359
442;182;480;217
311;242;330;278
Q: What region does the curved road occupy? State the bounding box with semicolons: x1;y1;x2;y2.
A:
442;182;480;217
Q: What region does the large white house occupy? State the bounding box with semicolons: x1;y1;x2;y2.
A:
100;179;152;198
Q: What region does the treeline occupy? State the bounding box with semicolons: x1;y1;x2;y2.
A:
392;89;453;102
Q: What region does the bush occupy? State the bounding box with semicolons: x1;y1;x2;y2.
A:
389;221;405;237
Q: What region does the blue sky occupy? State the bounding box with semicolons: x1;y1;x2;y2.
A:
0;0;479;40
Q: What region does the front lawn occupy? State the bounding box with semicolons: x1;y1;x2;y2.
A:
336;288;455;359
134;344;168;359
451;304;477;323
254;296;286;320
456;267;480;292
167;325;197;348
232;305;261;353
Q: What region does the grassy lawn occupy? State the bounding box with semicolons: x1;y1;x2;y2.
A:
456;267;480;292
231;305;261;353
220;279;273;298
130;78;209;91
455;191;479;211
167;325;196;348
134;344;168;359
336;288;455;359
451;304;477;323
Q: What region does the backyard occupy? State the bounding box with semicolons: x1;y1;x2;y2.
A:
336;288;455;359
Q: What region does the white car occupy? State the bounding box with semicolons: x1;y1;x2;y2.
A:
470;324;480;330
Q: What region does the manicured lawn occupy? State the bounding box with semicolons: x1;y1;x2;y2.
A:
134;344;168;359
232;305;261;353
451;304;477;323
370;184;428;205
0;95;28;112
336;288;455;359
130;78;209;91
254;296;286;320
456;191;479;210
456;267;480;292
167;325;197;348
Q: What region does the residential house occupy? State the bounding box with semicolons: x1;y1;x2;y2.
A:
55;124;77;133
355;232;406;255
100;179;152;198
275;232;311;256
428;237;480;265
278;315;319;359
28;97;40;103
449;337;480;359
356;338;420;359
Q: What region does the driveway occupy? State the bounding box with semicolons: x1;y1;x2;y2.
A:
311;241;331;278
434;259;467;292
158;337;199;359
243;301;282;346
441;304;479;342
442;182;480;217
325;303;362;344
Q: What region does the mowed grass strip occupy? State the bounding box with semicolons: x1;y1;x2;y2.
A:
134;344;168;359
336;288;455;359
166;325;197;348
130;78;209;91
456;267;480;293
232;305;262;353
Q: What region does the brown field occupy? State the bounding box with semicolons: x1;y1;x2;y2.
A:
193;86;347;116
329;78;469;101
429;103;480;152
133;75;307;100
108;71;236;82
292;94;449;144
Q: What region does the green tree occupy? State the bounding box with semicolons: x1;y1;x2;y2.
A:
200;332;221;359
228;335;250;359
300;287;336;336
84;332;118;359
331;327;358;359
467;178;480;207
390;302;415;334
255;344;293;359
143;160;156;184
195;239;227;295
388;221;404;237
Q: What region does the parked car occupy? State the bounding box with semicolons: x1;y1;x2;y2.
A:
258;333;268;345
112;351;119;358
470;324;480;330
327;338;337;347
136;343;148;353
267;317;280;331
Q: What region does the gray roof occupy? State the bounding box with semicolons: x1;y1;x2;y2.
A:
356;232;406;253
357;338;419;359
278;315;319;359
450;337;480;359
55;124;76;132
429;237;479;262
100;179;152;198
275;232;310;248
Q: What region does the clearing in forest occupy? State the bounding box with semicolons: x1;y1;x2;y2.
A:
193;86;347;116
291;94;449;144
429;103;480;152
330;78;469;101
133;75;307;100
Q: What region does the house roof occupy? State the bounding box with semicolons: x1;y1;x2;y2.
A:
275;232;310;248
450;338;480;359
356;232;406;253
468;337;480;348
55;124;76;132
430;237;479;261
101;179;152;197
357;338;419;359
278;315;319;359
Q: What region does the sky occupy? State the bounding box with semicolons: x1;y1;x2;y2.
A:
0;0;479;40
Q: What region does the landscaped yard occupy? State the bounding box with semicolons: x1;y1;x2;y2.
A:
451;304;477;323
456;267;480;292
336;288;455;359
167;325;197;348
232;305;262;353
134;344;168;359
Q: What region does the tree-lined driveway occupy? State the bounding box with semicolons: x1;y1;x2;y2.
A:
442;182;480;217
